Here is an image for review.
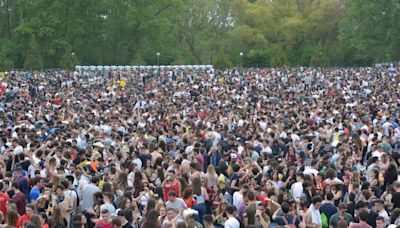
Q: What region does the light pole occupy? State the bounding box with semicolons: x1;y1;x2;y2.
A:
240;52;243;68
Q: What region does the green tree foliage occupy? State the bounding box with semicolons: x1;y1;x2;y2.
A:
0;0;398;69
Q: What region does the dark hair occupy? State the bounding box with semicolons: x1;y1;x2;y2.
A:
142;209;159;228
326;192;334;201
312;196;322;204
281;202;290;213
112;217;122;226
7;209;18;227
203;214;214;225
303;180;312;188
348;192;356;202
124;209;134;223
247;191;256;201
376;216;384;222
390;208;400;224
226;205;236;215
358;209;369;222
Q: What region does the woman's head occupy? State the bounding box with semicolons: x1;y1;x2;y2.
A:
120;197;132;210
207;165;216;175
30;214;42;228
182;188;193;199
7;209;18;226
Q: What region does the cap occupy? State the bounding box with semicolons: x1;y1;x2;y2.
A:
183;208;199;217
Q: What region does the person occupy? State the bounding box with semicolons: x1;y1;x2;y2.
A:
391;181;400;213
374;200;389;227
349;209;371;228
162;170;181;202
95;209;113;228
273;202;301;227
375;216;385;228
292;172;304;200
243;191;257;227
81;176;101;212
329;203;353;228
11;182;26;216
183;208;202;228
166;190;187;214
0;182;10;218
320;192;338;222
29;178;41;203
203;214;215;228
191;176;208;224
100;193;116;217
52;206;68;228
30;214;42;228
233;185;248;210
224;205;240;228
304;196;322;228
112;217;122;228
16;204;35;228
54;184;73;227
141;209;161;228
3;209;19;228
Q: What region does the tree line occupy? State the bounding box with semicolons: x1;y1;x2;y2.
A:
0;0;399;70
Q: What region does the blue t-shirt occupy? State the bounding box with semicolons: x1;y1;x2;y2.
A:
30;187;40;202
320;203;338;221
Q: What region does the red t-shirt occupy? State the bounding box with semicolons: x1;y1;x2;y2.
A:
95;220;113;228
16;214;30;228
0;192;10;217
163;180;180;202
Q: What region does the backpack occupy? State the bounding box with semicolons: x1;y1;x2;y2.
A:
282;215;297;228
321;213;328;228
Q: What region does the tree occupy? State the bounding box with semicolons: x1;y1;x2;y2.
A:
24;36;43;70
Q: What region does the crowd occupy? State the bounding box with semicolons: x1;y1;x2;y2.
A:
0;64;399;228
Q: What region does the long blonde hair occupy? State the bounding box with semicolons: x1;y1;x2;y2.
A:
207;165;217;176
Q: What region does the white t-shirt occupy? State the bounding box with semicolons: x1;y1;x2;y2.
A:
233;192;243;209
13;145;23;155
292;182;304;199
225;217;240;228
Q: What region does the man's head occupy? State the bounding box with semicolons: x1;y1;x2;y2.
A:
101;209;110;220
166;208;176;220
103;193;113;203
326;192;334;202
56;185;65;196
375;216;385;228
247;191;256;202
226;205;236;216
203;214;214;228
112;217;122;228
303;181;313;192
281;202;290;214
296;172;304;182
11;182;19;191
374;199;385;212
25;204;35;217
312;196;322;210
168;190;176;202
394;181;400;192
358;209;369;222
338;202;347;215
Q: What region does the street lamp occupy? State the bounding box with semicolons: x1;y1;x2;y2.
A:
240;52;243;68
157;52;160;66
